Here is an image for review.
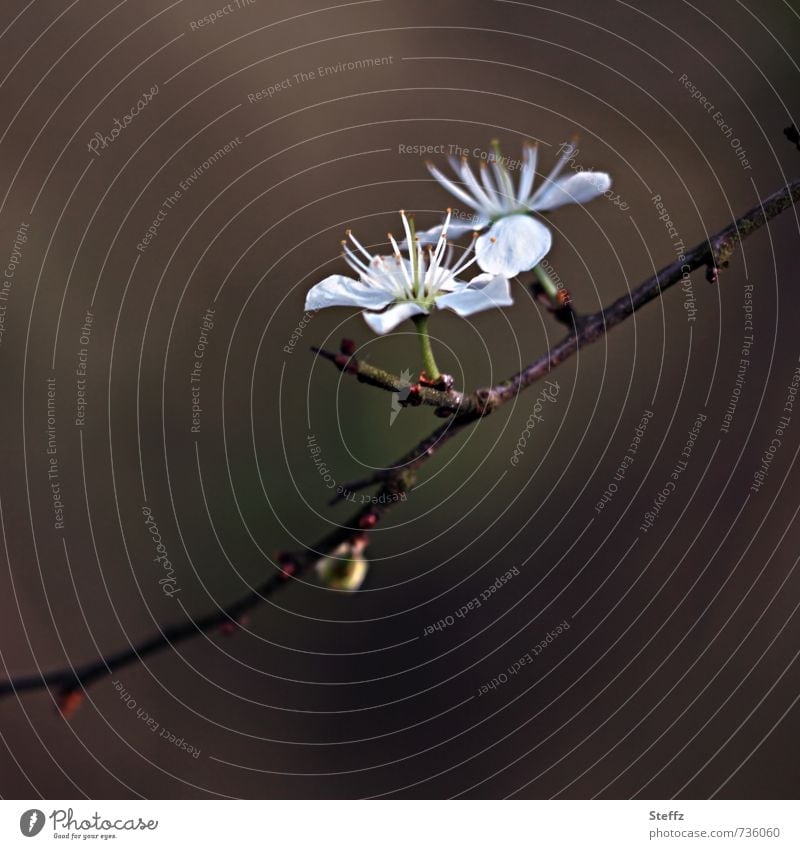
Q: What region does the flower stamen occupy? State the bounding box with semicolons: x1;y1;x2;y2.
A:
346;228;373;260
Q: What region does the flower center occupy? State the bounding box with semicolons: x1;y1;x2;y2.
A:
344;210;479;308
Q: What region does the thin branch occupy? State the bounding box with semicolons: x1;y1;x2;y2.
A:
2;175;798;713
0;473;414;715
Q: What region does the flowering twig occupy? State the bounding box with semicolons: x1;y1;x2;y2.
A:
323;174;800;417
1;175;798;713
334;177;800;490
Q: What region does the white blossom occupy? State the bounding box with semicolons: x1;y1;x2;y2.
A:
305;211;513;334
422;142;611;277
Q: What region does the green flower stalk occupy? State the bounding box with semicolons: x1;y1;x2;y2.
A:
412;313;441;381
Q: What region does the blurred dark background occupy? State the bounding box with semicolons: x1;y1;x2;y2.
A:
0;0;799;798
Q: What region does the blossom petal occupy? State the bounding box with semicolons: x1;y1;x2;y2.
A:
532;142;577;202
475;214;552;277
437;277;469;292
436;273;513;317
413;217;488;246
530;171;611;211
305;274;396;311
454;157;495;210
362;301;427;334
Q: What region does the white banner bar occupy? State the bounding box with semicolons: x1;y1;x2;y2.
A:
1;800;797;848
